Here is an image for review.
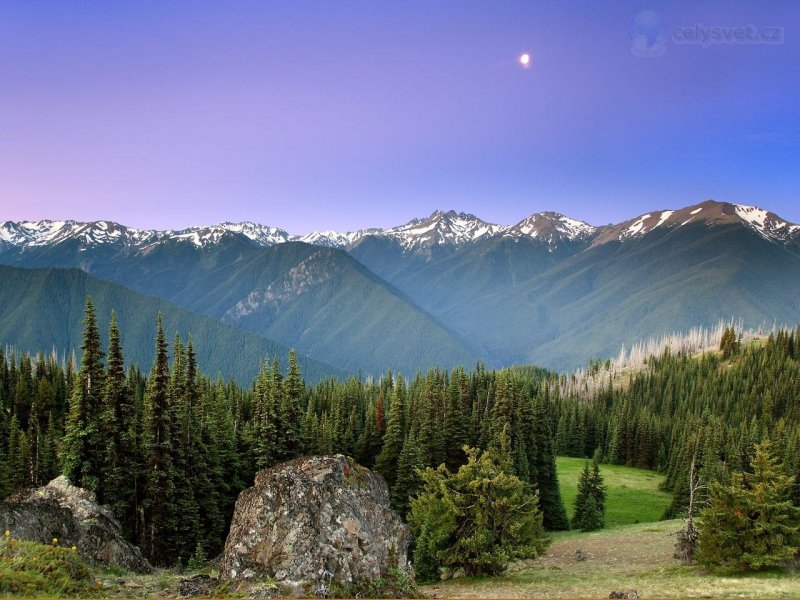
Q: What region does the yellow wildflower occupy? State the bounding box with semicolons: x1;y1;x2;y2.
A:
52;537;58;545
71;545;77;552
3;530;9;537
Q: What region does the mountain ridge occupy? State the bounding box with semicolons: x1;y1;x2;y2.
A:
7;200;795;255
2;199;799;374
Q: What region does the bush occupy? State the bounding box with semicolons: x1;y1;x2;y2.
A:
408;440;550;581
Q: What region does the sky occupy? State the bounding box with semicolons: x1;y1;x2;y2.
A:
1;0;798;233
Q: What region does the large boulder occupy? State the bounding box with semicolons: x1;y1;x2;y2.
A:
0;476;152;573
221;455;411;591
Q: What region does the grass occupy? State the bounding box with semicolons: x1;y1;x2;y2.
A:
0;537;100;598
422;459;798;598
422;520;800;598
556;456;673;528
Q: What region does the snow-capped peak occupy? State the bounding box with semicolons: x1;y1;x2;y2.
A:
164;222;294;247
2;201;795;255
591;200;800;246
298;228;381;248
505;212;596;245
380;210;505;250
732;204;800;241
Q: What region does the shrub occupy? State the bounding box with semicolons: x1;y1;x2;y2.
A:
408;438;550;581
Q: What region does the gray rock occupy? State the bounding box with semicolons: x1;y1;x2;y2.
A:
221;455;410;591
0;475;152;573
178;574;217;597
609;590;639;599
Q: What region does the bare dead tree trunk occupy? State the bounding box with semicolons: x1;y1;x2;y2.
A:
674;457;705;564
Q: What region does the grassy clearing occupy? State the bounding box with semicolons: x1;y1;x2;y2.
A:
556;456;672;527
422;520;800;598
0;537;100;598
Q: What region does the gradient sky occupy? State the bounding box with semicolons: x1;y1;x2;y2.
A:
1;0;798;233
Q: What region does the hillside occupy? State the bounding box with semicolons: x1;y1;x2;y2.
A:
438;220;800;367
2;200;799;374
0;265;344;384
0;239;480;376
167;242;481;375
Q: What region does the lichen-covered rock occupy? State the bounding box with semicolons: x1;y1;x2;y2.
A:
178;574;217;597
0;475;152;573
221;455;410;590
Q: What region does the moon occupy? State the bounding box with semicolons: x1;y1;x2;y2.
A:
519;53;531;68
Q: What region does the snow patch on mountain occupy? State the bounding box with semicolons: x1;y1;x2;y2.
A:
380;210;505;251
733;204;800;242
505;212;596;248
1;201;796;254
299;228;381;248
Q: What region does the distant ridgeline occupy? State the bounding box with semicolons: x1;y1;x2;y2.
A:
0;298;798;566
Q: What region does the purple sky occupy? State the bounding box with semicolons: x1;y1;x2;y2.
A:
1;1;798;233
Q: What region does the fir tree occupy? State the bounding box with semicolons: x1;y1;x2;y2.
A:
408;435;550;578
391;431;425;518
697;441;800;571
571;453;606;531
530;395;570;530
61;297;106;492
100;312;137;529
141;315;175;565
167;334;201;563
278;350;303;461
374;376;406;487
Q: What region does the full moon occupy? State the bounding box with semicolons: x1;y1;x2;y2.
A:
519;53;531;68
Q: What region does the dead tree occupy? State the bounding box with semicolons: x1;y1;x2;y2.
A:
673;457;706;564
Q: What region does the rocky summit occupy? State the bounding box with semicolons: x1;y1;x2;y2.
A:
0;475;152;573
221;455;411;592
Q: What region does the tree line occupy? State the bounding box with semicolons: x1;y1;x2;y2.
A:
1;298;798;568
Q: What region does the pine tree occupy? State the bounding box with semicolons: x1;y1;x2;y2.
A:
374;376;406;488
697;441;800;571
443;370;468;471
100;312;137;530
530;395;570;530
418;371;446;468
167;334;201;563
408;436;550;578
141;315;175;565
392;432;425;518
61;297;106;492
278;350;303;461
572;453;606;531
251;357;278;469
719;326;741;360
8;416;33;490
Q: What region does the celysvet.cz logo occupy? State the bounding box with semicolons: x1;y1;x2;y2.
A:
629;10;785;57
673;24;784;46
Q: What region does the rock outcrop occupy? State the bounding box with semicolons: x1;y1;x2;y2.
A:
221;455;410;592
0;476;152;573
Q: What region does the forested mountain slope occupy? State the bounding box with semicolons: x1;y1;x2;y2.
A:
0;265;344;383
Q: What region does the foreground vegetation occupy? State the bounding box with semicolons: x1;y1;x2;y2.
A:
422;520;800;599
3;452;796;598
0;537;99;598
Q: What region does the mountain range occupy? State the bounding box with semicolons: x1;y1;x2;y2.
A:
1;199;799;379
